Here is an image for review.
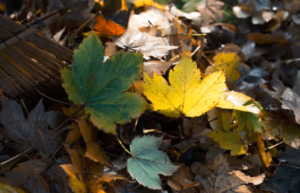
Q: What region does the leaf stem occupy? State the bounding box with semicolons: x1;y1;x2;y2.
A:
117;137;133;156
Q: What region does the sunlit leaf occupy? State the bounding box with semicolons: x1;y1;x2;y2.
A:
93;14;125;37
256;133;271;167
143;55;226;118
61;32;146;133
127;135;179;189
212;52;241;82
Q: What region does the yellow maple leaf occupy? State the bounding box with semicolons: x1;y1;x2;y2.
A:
133;0;167;10
143;55;226;117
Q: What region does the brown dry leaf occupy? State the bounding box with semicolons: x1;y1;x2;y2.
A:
143;57;179;77
47;0;94;27
230;171;265;185
197;0;224;26
65;123;81;146
0;160;49;193
77;119;112;166
105;42;118;57
113;28;178;60
0;98;62;154
183;117;206;138
248;33;286;45
128;8;171;32
167;165;199;192
191;153;265;192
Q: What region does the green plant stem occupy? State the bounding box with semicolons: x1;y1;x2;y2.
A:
117;137;133;156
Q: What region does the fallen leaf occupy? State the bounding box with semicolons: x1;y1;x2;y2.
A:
191;153;264;192
133;0;167;10
197;0;224;25
47;0;94;27
143;55;226;118
114;28;178;60
256;133;271;167
61;32;146;133
207;130;248;155
248;33;286;45
167;165;199;191
280;87;300;124
93;14;125;37
211;52;241;82
127;135;179;189
0;160;49;192
77;119;112;166
60;164;87;193
261;146;300;193
143;57;179;77
235;111;262;133
0;181;26;193
0;98;62;154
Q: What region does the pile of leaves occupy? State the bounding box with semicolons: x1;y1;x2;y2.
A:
1;0;300;192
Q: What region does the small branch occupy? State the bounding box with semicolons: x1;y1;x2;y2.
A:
143;129;180;138
0;147;32;165
281;58;300;64
266;141;284;150
34;88;76;106
117;138;133;156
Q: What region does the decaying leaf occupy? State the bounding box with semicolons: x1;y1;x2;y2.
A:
261;146;300;193
0;98;62;154
197;0;224;25
280;87;300;124
127;135;179;189
77;119;112;166
61;32;146;133
167;165;199;192
114;28;178;60
191;153;264;192
0;160;49;193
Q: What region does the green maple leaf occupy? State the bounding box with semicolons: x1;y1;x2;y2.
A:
127;135;179;189
208;130;247;155
235;111;262;133
60;32;146;133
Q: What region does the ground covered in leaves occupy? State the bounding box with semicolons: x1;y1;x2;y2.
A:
0;0;300;192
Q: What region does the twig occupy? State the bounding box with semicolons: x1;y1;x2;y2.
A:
266;141;284;150
0;147;32;165
143;129;180;138
117;138;133;156
34;88;76;106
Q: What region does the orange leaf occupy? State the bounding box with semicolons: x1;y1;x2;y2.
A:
77;119;112;166
93;14;125;37
257;133;271;167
